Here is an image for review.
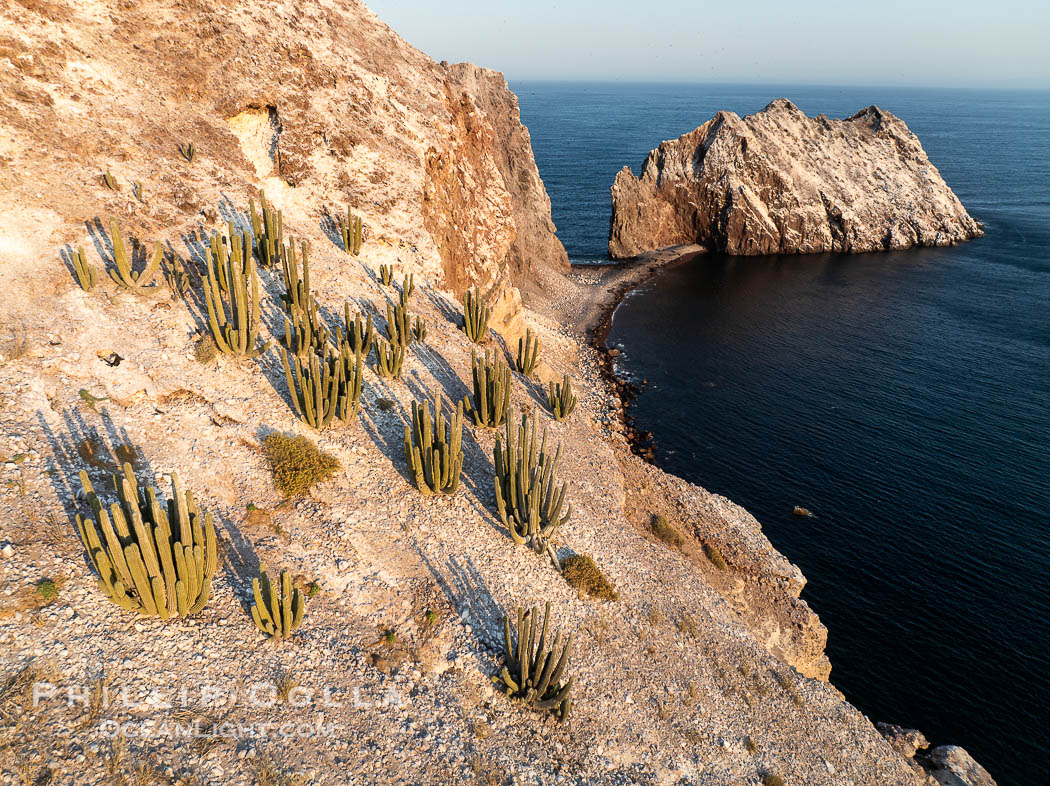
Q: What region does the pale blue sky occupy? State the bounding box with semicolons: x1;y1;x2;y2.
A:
366;0;1049;88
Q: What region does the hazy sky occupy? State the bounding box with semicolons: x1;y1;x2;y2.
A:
366;0;1049;88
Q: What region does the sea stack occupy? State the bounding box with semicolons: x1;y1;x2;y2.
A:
608;98;984;258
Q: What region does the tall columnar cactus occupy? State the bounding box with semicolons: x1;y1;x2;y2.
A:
515;328;542;376
494;409;572;555
343;305;375;357
547;375;578;422
250;192;284;267
401;273;415;299
385;299;412;347
281;241;329;356
337;206;364;255
372;337;405;379
379;264;394;286
462;286;490;344
70;246;96;291
209;224;253;293
412;315;428;344
74;464;217;619
464;349;511;429
334;341;364;424
203;229;269;357
250;565;304;639
108;219;161;293
282;347;343;431
403;394;464;496
102;170;118;190
494;602;574;722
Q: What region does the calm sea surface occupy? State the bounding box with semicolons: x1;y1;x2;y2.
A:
515;81;1050;784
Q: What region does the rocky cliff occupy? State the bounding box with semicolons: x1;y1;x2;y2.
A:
0;0;566;331
608;99;984;258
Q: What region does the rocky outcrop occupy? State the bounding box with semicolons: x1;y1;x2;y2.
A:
877;724;998;786
0;0;564;325
608;99;983;258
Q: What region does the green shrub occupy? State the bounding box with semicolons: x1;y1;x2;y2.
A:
651;514;683;547
561;554;618;601
36;579;58;602
762;775;785;786
261;433;339;497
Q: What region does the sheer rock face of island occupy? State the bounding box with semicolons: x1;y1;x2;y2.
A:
608;99;984;259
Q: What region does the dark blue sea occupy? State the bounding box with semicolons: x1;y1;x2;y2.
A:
514;81;1050;785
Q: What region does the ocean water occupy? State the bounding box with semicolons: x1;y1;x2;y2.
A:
514;82;1050;784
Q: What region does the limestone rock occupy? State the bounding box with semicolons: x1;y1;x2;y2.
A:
923;745;998;786
609;99;983;258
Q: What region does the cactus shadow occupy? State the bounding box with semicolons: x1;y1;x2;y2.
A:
217;193;254;238
319;207;344;252
359;378;413;487
215;511;261;614
85;217;114;267
57;245;81;286
418;553;503;648
34;406;156;535
423;288;462;328
411;344;467;404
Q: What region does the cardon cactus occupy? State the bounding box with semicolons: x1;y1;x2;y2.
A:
282;348;343;431
462;286;490;344
74;464;217;619
250;565;304;639
69;246;96;291
107;219;161;293
412;315;428;344
372;337;405;379
464;349;511;428
208;224;252;293
250;192;284;267
494;602;573;722
178;142;196;164
334;341;364;424
403;394;464;496
343;305;375;357
385;298;412;347
204;229;269;357
379;264;394;286
281;241;330;356
515;328;542;376
338;206;364;255
401;273;415;299
494;409;572;556
547;375;578;422
102;170;118;190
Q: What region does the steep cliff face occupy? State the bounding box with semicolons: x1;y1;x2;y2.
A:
608;99;983;258
0;0;565;323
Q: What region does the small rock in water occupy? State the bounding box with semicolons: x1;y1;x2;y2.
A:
793;506;814;517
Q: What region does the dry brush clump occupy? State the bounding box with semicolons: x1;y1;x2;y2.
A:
560;554;618;601
261;433;340;498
